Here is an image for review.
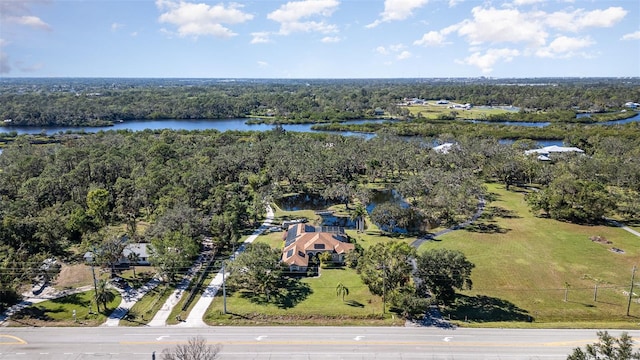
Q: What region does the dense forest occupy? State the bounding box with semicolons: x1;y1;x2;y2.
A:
1;78;639;126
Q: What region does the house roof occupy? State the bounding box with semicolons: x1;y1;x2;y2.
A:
83;243;150;260
123;243;149;258
524;145;584;155
282;224;355;267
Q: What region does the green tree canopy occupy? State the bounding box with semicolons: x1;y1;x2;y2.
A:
414;248;475;304
567;331;640;360
226;242;284;302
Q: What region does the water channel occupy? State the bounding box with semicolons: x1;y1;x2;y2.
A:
0;118;382;137
1;112;637;136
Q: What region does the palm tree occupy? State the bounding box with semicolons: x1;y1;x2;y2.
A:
95;279;115;313
336;282;349;302
350;204;367;233
127;251;140;278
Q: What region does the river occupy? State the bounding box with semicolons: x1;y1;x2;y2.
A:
1;112;637;135
0;118;382;137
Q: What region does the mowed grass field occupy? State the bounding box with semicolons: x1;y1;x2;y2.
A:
404;102;511;120
419;183;640;328
203;267;403;326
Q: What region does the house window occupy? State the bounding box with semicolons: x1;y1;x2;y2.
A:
298;251;305;257
286;249;294;258
313;244;325;250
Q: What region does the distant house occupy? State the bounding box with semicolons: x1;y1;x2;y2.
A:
432;142;455;154
281;224;355;273
374;108;385;116
524;145;584;161
624;102;639;109
83;243;151;266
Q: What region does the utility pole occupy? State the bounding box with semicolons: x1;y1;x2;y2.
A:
222;262;227;314
627;265;637;316
380;263;386;315
90;247;98;312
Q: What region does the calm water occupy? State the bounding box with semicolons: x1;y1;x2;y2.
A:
2;112;637;135
0;118;381;138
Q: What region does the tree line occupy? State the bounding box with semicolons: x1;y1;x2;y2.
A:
1;78;638;126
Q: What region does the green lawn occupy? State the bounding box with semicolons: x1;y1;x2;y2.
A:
419;183;640;328
9;290;121;327
405;103;509;120
203;268;404;326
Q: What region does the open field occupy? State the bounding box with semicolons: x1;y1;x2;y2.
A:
419;183;640;328
404;102;512;120
203;267;404;326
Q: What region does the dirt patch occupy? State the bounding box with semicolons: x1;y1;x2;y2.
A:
54;264;96;290
590;235;612;245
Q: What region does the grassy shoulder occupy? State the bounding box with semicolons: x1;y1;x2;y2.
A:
419;182;640;328
8;290;121;327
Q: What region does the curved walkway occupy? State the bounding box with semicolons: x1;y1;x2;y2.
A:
149;205;275;327
102;277;161;326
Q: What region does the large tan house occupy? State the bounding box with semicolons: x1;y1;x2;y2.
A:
282;223;355;273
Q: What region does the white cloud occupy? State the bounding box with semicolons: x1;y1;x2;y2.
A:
375;46;389;55
130;31;139;37
512;0;545;5
414;30;446;46
545;7;627;32
389;43;405;52
622;31;640;41
0;1;52;74
321;36;341;43
397;50;412;60
156;0;253;38
459;48;520;73
457;7;547;46
536;35;593;58
111;23;124;32
367;0;429;28
251;31;271;44
267;0;339;35
8;15;52;31
257;61;268;68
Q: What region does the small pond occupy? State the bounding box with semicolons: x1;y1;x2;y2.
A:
277;189;410;232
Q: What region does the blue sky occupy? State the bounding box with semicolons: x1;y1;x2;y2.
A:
1;0;638;78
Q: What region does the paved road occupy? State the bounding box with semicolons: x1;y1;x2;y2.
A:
0;326;637;359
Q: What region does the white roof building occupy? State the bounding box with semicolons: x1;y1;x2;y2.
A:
432;142;455;154
524;145;584;159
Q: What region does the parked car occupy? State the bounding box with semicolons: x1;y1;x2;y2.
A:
110;277;129;289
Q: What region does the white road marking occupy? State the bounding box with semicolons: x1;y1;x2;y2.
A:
256;336;267;341
354;336;365;341
443;337;453;342
156;335;170;341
